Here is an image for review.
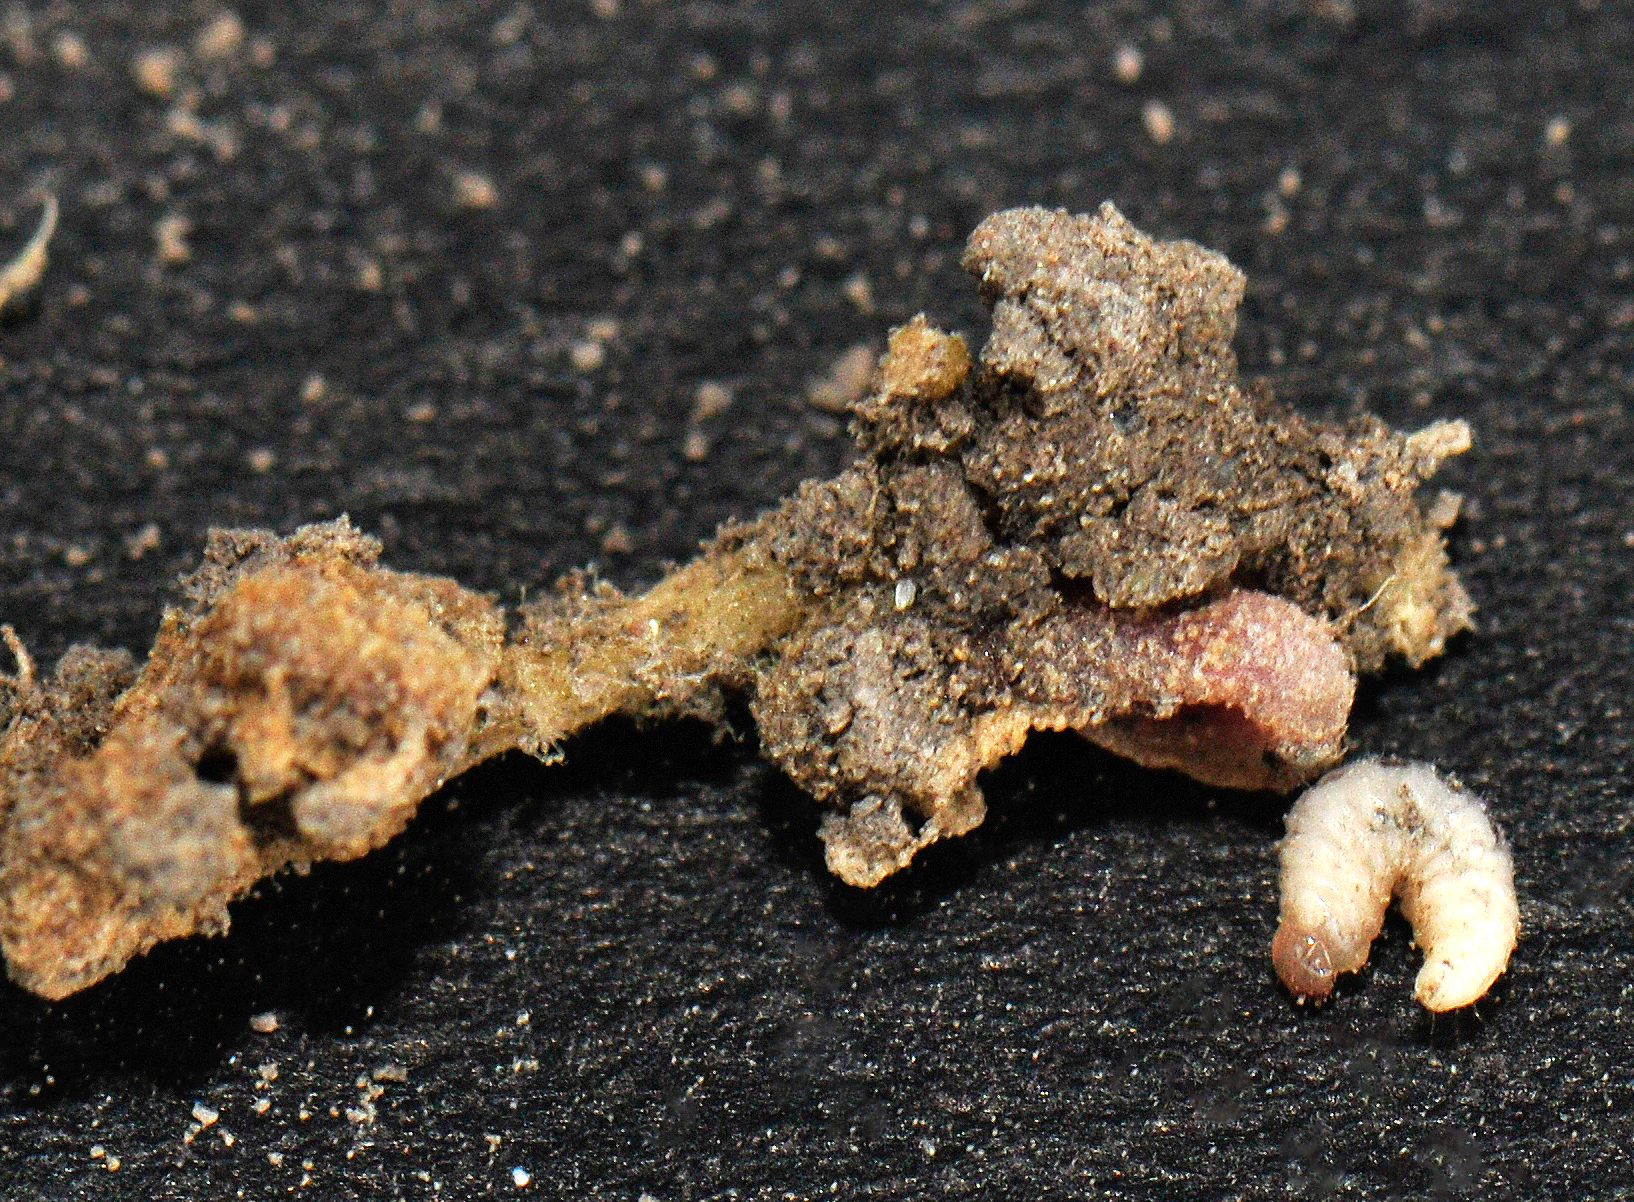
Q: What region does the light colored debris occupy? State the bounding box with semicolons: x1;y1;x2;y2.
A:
0;195;57;312
806;343;877;412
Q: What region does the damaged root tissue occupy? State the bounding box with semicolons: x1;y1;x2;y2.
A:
0;204;1473;999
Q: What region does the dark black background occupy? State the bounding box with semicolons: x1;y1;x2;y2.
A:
0;1;1630;1197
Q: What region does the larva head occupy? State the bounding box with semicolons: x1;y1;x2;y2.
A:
1272;921;1337;1004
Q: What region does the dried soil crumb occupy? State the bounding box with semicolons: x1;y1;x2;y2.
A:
132;47;181;96
0;205;1473;994
452;170;499;210
807;343;879;413
1142;99;1175;144
51;31;89;70
194;11;245;61
154;213;192;263
1112;43;1144;85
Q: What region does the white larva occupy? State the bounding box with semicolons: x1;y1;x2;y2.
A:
1272;758;1518;1011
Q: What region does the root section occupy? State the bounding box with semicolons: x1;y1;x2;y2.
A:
0;205;1471;996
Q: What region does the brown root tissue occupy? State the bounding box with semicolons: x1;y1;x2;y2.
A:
0;204;1471;998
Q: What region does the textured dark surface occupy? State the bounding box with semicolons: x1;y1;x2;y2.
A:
0;1;1629;1197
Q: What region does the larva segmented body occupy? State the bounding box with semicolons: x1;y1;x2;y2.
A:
1272;759;1518;1011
